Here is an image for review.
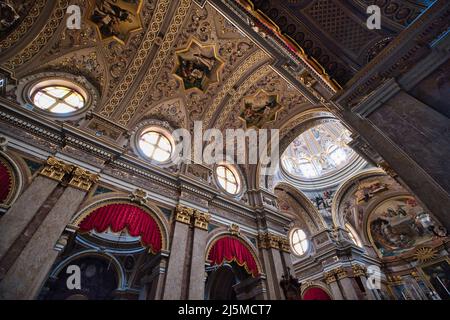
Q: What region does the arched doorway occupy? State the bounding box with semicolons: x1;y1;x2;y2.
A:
205;235;262;300
40;255;119;300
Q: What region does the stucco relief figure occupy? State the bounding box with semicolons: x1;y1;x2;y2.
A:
89;0;143;43
368;197;440;257
174;39;224;92
240;90;282;129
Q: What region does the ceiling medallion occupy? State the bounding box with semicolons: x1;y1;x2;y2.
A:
87;0;144;45
173;38;224;93
239;89;283;129
415;247;437;263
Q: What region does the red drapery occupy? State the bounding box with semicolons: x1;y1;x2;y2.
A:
78;203;162;253
303;287;332;300
0;160;12;203
208;236;259;277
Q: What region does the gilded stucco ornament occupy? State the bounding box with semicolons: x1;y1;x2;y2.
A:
39;156;74;182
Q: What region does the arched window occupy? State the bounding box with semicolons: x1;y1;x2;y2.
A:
216;165;240;195
345;223;362;247
291;228;309;256
138;130;173;162
32;85;85;114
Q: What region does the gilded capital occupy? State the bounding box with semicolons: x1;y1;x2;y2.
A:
335;267;348;280
175;205;194;225
352;264;366;277
194;211;211;231
258;232;283;250
40;157;74;182
68;167;100;191
324;271;336;284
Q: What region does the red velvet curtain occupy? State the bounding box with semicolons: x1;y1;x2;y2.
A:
208;236;259;277
0;160;12;203
78;203;162;253
303;287;332;300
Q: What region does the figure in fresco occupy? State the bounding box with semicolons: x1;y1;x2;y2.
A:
89;0;143;43
240;91;282;129
91;0;134;38
174;40;223;92
369;197;442;257
355;180;388;203
0;1;20;33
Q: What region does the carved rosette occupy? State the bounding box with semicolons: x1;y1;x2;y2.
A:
69;167;100;191
40;157;74;182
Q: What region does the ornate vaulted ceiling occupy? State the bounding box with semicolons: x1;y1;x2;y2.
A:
1;0;430;155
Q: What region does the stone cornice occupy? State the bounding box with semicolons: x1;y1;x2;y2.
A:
334;1;450;108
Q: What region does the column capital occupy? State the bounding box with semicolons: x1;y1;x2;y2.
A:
39;156;74;182
193;210;210;231
351;264;367;277
68;167;99;192
257;232;290;253
175;205;194;225
324;271;337;284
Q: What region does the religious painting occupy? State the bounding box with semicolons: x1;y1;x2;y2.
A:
368;196;443;258
174;38;224;92
420;258;450;300
0;1;19;34
88;0;143;44
239;90;283;129
355;180;388;204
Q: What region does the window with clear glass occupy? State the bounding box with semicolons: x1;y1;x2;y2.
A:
291;229;309;256
281;122;356;179
216;165;240;195
32;85;85;114
345;224;362;247
138;130;173;162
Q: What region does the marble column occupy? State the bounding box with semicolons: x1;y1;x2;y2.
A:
335;268;359;300
0;157;72;261
162;206;192;300
188;210;210;300
257;232;286;300
324;271;343;300
0;166;98;300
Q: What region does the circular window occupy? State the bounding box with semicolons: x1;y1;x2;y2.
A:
32;85;85;114
216;165;240;195
291;228;309;256
138;130;173;162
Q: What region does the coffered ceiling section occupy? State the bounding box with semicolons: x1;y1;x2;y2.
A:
1;0;373;140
